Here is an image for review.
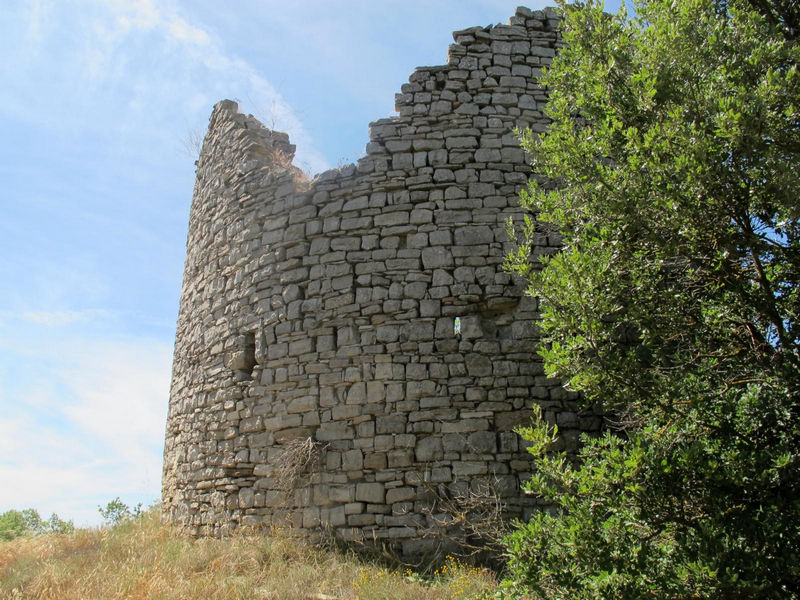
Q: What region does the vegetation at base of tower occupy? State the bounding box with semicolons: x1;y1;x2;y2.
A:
502;0;800;597
0;506;496;600
0;509;73;541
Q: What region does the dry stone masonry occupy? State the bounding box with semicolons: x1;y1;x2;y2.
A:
162;6;600;555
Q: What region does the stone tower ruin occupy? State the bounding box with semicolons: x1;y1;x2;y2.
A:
162;6;598;555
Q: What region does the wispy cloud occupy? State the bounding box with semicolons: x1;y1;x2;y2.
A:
58;340;170;452
1;0;329;172
20;310;96;327
108;0;161;32
166;16;211;46
0;331;171;525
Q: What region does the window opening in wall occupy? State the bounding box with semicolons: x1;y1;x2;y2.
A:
230;331;257;380
243;331;256;373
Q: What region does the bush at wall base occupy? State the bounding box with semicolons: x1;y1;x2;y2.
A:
501;0;800;597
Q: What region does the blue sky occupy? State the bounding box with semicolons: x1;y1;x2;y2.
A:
0;0;623;527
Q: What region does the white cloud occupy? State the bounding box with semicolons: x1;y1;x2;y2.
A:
0;335;171;526
59;340;170;449
1;0;330;173
109;0;161;32
167;16;211;46
21;310;89;326
23;0;47;45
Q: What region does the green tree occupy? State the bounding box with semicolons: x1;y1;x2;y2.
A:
0;510;29;541
0;509;73;540
98;497;143;526
44;512;75;535
502;0;800;597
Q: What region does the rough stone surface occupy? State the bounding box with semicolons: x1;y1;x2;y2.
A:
162;6;600;554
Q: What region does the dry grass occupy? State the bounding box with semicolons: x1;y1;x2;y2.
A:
0;509;496;600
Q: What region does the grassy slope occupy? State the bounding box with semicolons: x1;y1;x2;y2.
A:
0;509;496;600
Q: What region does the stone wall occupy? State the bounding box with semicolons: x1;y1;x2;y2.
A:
162;6;600;555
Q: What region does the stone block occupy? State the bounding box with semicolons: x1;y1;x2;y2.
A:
240;416;262;433
342;449;364;471
440;419;489;433
287;396;316;414
455;225;494;245
498;431;519;453
337;326;359;347
392;153;414;169
467;431;497;453
406;380;436;399
347;382;366;404
357;419;375;438
356;482;385;504
460;315;483;340
406;363;427;380
395;433;417;448
376;414;406;434
430;231;454;248
303;507;320;528
415;436;443;462
388;449;414;468
375;363;401;380
453;266;475;283
364;452;387;470
452;461;488;477
316;422;355;441
445;136;478;149
402;321;434;341
326;451;341;470
386;486;416;504
345;502;365;515
322;505;346;527
410;209;433;224
348;513;376;526
530;45;556;57
375;211;410;227
495;410;533;431
289;338;314;356
238;487;254;509
421;247;454;269
386;140;412;152
366;381;385;402
374;434;394;452
433;168;455;182
435;317;457;339
474;148;502;162
317;334;336;352
273;427;315;444
404;281;427;299
376;325;400;343
442;433;467;453
329;485;355;503
332;405;361;420
465;354;492;376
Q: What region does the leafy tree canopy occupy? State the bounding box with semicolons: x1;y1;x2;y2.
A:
0;509;73;541
98;497;144;527
502;0;800;597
